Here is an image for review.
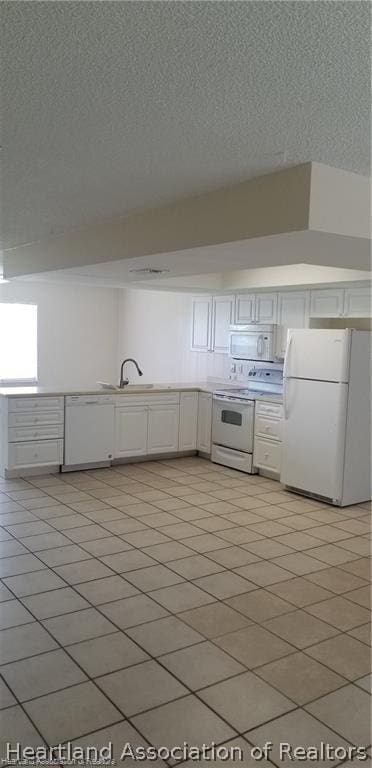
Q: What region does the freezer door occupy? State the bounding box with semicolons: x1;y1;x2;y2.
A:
284;329;351;382
281;379;348;501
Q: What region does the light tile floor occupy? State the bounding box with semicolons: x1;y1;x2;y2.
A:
0;456;370;764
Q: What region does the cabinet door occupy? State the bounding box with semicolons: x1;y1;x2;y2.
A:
212;295;235;353
179;392;198;450
256;293;278;323
310;289;344;318
253;437;282;475
191;297;212;351
147;405;179;454
276;291;309;359
344;286;371;317
114;407;148;458
235;294;256;324
197;392;212;453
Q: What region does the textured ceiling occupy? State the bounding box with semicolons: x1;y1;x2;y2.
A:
2;1;370;249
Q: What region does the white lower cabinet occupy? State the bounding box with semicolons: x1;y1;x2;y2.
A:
115;406;148;458
254;401;283;477
147;404;180;454
8;439;64;470
2;395;65;477
114;394;181;459
179;392;198;450
197;392;212;453
253;438;282;474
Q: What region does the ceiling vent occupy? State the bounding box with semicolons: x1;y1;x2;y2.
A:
129;268;170;275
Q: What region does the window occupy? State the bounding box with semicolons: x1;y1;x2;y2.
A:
0;303;38;383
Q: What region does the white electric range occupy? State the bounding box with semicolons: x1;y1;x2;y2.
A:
211;368;283;473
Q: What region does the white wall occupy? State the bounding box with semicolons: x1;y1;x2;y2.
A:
0;281;120;388
221;264;371;290
117;288;230;384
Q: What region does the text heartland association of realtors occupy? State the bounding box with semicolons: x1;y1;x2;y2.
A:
5;742;369;763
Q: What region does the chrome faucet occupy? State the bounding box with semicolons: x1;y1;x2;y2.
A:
119;358;143;388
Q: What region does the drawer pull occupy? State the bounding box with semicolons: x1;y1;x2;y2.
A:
34;452;39;458
264;452;269;459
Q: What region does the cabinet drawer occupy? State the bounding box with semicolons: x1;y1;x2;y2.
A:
8;410;64;427
8;439;64;469
255;415;282;441
253;437;281;473
8;424;64;443
256;402;283;419
8;396;64;412
115;393;180;407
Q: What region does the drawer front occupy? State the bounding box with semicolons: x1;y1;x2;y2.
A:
8;439;64;469
114;393;180;407
255;414;282;441
8;396;64;412
8;410;65;427
253;437;281;473
256;401;283;419
211;444;253;473
8;424;64;443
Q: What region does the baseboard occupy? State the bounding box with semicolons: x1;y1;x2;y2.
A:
112;450;197;466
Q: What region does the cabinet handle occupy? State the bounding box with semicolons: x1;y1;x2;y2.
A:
264;452;269;459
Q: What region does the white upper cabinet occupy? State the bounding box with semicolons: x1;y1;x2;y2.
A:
276;291;310;358
310;285;371;318
191;297;212;351
344;286;371;317
235;294;255;324
310;289;344;318
192;284;370;356
191;295;234;353
179;392;198;450
212;295;235;353
255;293;278;323
235;293;277;324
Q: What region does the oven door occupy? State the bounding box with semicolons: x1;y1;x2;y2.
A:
229;330;273;361
212;396;255;453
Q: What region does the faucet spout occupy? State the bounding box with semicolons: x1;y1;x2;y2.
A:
119;358;143;388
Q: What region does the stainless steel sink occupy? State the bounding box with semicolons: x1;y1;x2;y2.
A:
97;382;155;391
122;384;155;390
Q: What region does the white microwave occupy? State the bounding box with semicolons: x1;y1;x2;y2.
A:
229;324;275;361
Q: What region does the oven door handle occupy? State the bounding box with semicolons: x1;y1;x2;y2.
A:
213;396;255;406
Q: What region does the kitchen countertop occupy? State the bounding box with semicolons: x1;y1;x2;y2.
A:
0;381;235;398
255;393;283;403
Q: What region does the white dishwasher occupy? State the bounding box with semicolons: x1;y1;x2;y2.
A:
64;395;115;469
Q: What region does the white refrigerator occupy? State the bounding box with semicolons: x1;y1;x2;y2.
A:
281;329;371;506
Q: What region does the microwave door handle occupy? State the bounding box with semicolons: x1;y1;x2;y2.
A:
228;333;234;358
257;335;264;357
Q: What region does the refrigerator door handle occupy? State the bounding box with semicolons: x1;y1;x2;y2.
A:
283;333;293;378
283;380;288;420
